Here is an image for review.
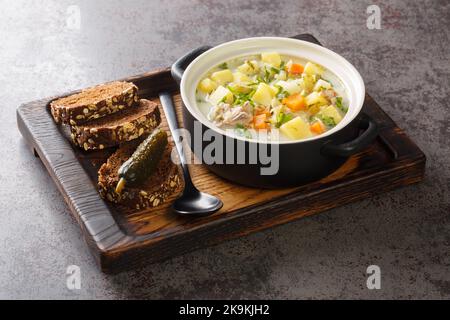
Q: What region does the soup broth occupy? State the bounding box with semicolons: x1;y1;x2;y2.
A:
196;53;348;141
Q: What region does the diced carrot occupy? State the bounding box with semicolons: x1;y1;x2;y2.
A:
286;63;304;74
255;108;271;117
310;121;325;134
282;93;306;111
253;114;268;130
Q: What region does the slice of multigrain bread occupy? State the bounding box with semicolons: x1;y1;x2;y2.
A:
70;99;161;150
50;81;138;125
98;140;183;210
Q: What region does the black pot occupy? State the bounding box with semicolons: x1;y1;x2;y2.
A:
171;45;378;188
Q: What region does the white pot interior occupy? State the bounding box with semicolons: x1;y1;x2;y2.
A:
180;37;365;144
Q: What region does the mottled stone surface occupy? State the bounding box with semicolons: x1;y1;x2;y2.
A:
0;0;449;299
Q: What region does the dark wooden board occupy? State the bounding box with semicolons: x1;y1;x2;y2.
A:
16;34;426;273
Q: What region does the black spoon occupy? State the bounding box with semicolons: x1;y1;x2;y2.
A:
159;91;223;216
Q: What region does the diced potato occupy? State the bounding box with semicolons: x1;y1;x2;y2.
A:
280;117;312;140
228;83;252;94
252;83;274;106
318;105;343;124
211;69;234;85
209;85;234;105
261;52;281;68
276;80;302;95
303;62;324;76
305;92;328;106
301;74;316;92
269;85;279;95
197;78;218;94
237;60;259;75
313;79;332;92
232;71;251;83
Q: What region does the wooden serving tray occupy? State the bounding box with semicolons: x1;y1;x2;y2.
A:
17;34;426;273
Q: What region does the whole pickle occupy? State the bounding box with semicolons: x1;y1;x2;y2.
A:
115;129;168;194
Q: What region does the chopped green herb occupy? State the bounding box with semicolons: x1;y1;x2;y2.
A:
218;62;228;69
270;66;280;74
275;85;289;100
275;112;293;128
229;86;256;106
279;60;286;70
274;85;282;95
264;68;271;82
335;97;347;112
226;85;238;95
246;60;255;70
317;115;336;127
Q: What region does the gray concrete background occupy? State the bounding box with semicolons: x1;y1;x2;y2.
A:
0;0;448;299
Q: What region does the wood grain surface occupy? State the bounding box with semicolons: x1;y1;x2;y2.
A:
16;34;426;273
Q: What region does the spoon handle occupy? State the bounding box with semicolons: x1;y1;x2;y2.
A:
159;91;195;189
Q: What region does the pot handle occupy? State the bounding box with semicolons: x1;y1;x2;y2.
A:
321;113;378;157
171;46;212;84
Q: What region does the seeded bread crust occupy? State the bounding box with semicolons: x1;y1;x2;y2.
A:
50;81;138;125
70;99;161;151
98;140;183;210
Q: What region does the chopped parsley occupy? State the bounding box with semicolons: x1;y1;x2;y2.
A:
335;97;347;112
264;67;271;82
227;86;255;106
226;85;239;95
275;112;293;128
218;62;228;69
274;85;289;100
246;60;255;70
317;115;336;127
270;66;280;74
258;66;279;83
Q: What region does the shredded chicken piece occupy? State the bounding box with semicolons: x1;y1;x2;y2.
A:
242;101;253;114
207;103;227;123
321;89;337;103
208;102;253;127
222;107;252;126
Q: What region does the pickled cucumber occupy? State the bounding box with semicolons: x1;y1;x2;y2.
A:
115;129;168;194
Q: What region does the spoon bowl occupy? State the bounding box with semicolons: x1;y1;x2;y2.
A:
172;189;223;216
